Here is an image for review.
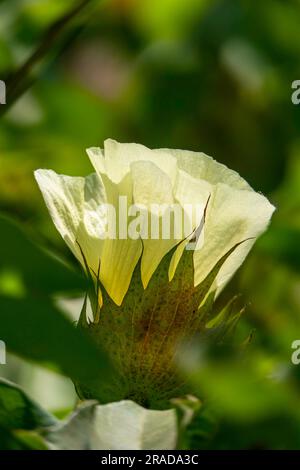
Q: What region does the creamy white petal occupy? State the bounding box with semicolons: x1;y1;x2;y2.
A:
92;401;177;450
99;236;142;306
35;169;142;306
155;148;252;190
34;170;105;275
83;172;141;306
87;139;178;186
193;183;275;295
167;169;212;280
130;160;177;288
131;160;174;208
99;173;142;306
46;400;177;450
174;168;211;240
86;147;106;177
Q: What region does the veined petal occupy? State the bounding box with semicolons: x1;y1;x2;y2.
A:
99;236;142;306
194;183;275;295
168;169;212;280
131;160;174;208
34;170;105;276
86;147;106;177
87;139;178;186
35;169;142;306
130;160;177;288
174;168;211;243
155;148;252;190
98;173;142;306
174;169;211;207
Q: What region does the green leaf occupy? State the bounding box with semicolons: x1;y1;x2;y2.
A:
0;427;45;450
0;214;84;296
181;353;300;424
0;378;57;431
0;296;114;391
46;400;177;450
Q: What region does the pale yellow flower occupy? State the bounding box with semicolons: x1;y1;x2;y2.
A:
35;139;275;307
35;140;276;406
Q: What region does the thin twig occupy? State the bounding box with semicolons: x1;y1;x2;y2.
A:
1;0;94;116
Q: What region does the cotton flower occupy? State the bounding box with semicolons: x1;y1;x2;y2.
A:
35;139;275;406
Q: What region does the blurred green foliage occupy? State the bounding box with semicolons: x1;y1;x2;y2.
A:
1;0;300;449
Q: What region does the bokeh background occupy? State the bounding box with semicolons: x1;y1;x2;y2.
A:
1;0;300;449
